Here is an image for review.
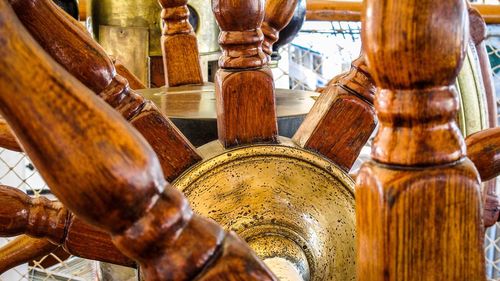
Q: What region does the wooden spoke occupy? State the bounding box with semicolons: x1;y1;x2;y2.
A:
0;236;58;274
9;0;201;181
213;0;278;148
293;53;377;171
357;0;486;280
159;0;203;86
0;2;276;279
0;116;21;152
261;0;299;58
0;184;134;268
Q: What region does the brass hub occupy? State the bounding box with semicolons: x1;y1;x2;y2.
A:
173;139;356;281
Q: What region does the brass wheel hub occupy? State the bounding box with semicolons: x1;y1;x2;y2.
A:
173;139;356;281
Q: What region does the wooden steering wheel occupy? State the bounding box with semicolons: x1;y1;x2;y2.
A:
0;0;498;280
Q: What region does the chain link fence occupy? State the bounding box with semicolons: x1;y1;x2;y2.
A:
1;12;500;281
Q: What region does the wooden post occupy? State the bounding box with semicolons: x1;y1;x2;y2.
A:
212;0;278;148
357;0;486;280
0;1;276;279
9;0;201;181
293;53;377;171
158;0;204;86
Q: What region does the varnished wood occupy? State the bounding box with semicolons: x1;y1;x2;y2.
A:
357;1;486;281
467;127;500;225
112;58;147;90
0;185;134;267
468;5;499;227
213;0;278;147
0;236;57;274
468;5;497;131
466;127;500;182
305;0;500;24
261;0;299;58
294;53;377;171
0;117;21;152
159;0;203;87
0;2;275;279
306;0;362;22
9;0;201;181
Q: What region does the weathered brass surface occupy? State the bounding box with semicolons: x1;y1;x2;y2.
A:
99;25;150;85
173;140;356;281
88;0;219;56
137;84;319;146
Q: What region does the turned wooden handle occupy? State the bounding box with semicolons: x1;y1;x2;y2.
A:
0;2;275;279
0;236;58;274
0;185;133;268
466;127;500;181
262;0;299;56
0;185;67;242
158;0;203;86
358;0;486;280
213;0;278;148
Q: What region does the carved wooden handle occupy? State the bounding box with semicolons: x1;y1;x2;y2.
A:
158;0;203;86
0;2;275;279
262;0;299;56
9;0;201;182
213;0;267;69
0;185;134;269
212;0;278;148
358;0;486;280
0;185;67;242
466;127;500;181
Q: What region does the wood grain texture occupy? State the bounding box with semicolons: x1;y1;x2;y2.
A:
159;0;203;87
0;116;21;151
357;0;486;280
0;185;134;268
294;54;377;171
0;3;276;279
9;0;201;181
467;128;500;225
466;127;500;182
0;186;67;242
0;236;58;274
467;5;499;227
213;0;278;148
261;0;299;57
